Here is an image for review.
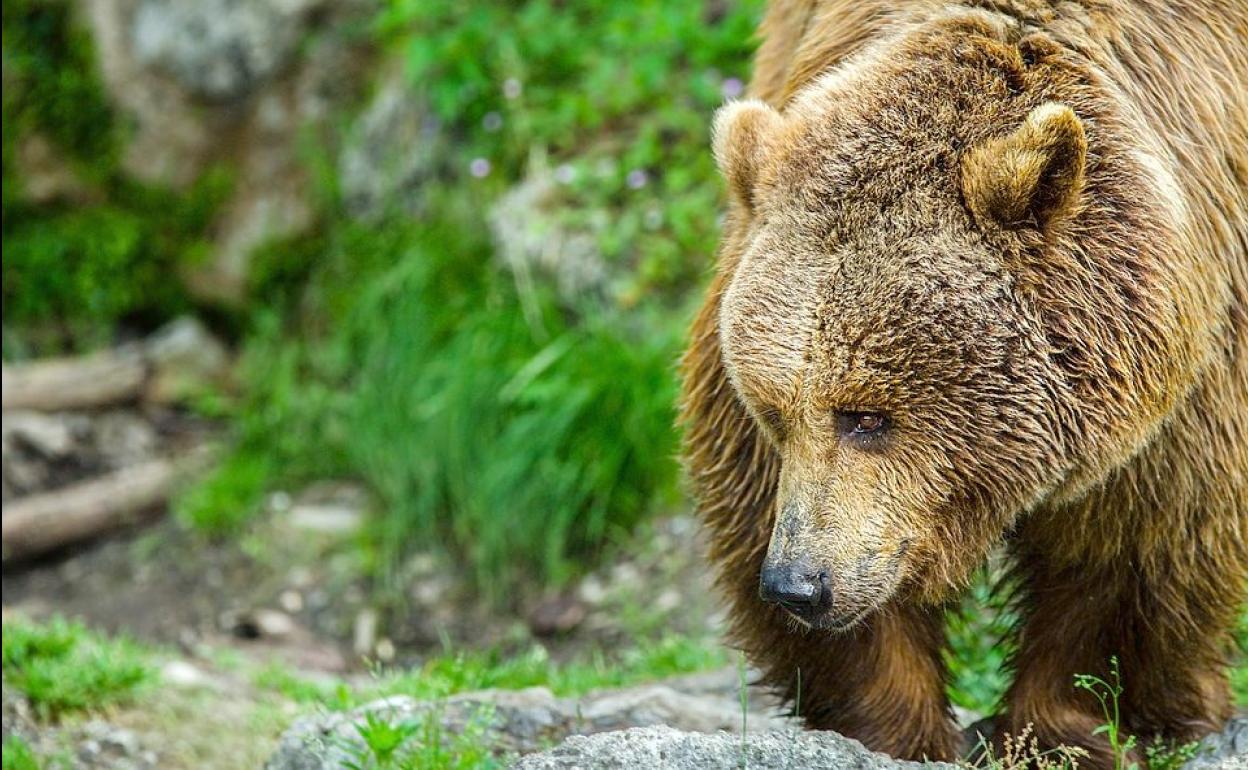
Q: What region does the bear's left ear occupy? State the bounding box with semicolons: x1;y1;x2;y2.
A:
712;99;783;211
962;103;1087;229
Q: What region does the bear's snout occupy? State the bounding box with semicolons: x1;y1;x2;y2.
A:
759;561;832;619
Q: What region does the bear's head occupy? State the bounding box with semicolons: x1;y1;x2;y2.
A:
707;20;1195;630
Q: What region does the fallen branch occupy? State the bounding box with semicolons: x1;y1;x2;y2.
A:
1;449;212;564
1;317;231;412
1;349;147;412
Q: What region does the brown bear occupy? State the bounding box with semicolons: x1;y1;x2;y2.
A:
679;0;1247;765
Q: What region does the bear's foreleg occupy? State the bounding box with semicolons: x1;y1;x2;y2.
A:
1001;543;1235;769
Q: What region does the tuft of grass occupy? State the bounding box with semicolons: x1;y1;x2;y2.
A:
341;705;502;770
343;228;684;592
373;633;724;703
1;736;42;770
1;616;152;720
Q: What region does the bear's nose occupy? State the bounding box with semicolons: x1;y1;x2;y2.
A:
759;563;829;613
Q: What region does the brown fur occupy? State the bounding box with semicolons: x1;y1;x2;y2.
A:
680;1;1247;764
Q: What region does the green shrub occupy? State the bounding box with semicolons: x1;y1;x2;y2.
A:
1;616;152;719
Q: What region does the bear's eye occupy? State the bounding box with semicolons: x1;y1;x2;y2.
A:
836;411;889;440
756;407;787;439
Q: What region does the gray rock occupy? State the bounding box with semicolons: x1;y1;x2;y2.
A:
131;0;326;101
511;725;957;770
81;0;375;303
265;678;794;770
517;719;1248;770
337;64;447;221
143;316;231;403
1187;717;1248;769
489;165;612;305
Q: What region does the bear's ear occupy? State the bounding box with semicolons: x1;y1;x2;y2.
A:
712;99;783;211
962;103;1087;229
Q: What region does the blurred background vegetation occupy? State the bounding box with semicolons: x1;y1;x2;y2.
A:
4;0;761;589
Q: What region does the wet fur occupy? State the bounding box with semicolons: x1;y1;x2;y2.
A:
680;0;1247;764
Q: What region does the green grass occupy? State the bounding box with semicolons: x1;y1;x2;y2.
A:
1;616;152;720
1;737;42;770
255;633;725;709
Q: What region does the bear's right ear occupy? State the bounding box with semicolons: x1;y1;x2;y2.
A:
962;102;1087;230
712;99;782;211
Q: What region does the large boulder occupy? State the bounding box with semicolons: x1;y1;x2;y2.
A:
512;725;957;770
265;672;794;770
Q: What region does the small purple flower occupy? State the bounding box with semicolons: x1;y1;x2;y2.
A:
503;78;523;100
554;164;577;184
626;169;649;190
482;111;503;132
469;157;492;178
721;77;745;100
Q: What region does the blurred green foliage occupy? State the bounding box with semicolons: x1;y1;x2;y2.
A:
1;737;42;770
1;616;151;719
178;0;767;595
945;570;1017;715
1;0;229;354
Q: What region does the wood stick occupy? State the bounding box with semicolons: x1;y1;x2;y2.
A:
1;450;210;563
1;349;147;412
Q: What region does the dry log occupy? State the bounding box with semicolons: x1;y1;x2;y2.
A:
1;450;210;563
1;349;147;412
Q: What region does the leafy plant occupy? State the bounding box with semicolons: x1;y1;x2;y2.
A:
945;568;1017;714
1073;657;1135;770
340;705;501;770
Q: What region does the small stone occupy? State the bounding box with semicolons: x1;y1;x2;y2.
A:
287;503;364;534
270;491;293;513
143;316;231;403
234;609;297;640
353;608;379;657
528;594;587;637
279;590;304;613
577;575;608;606
2;412;78;457
161;660;215;689
654;589;681;614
